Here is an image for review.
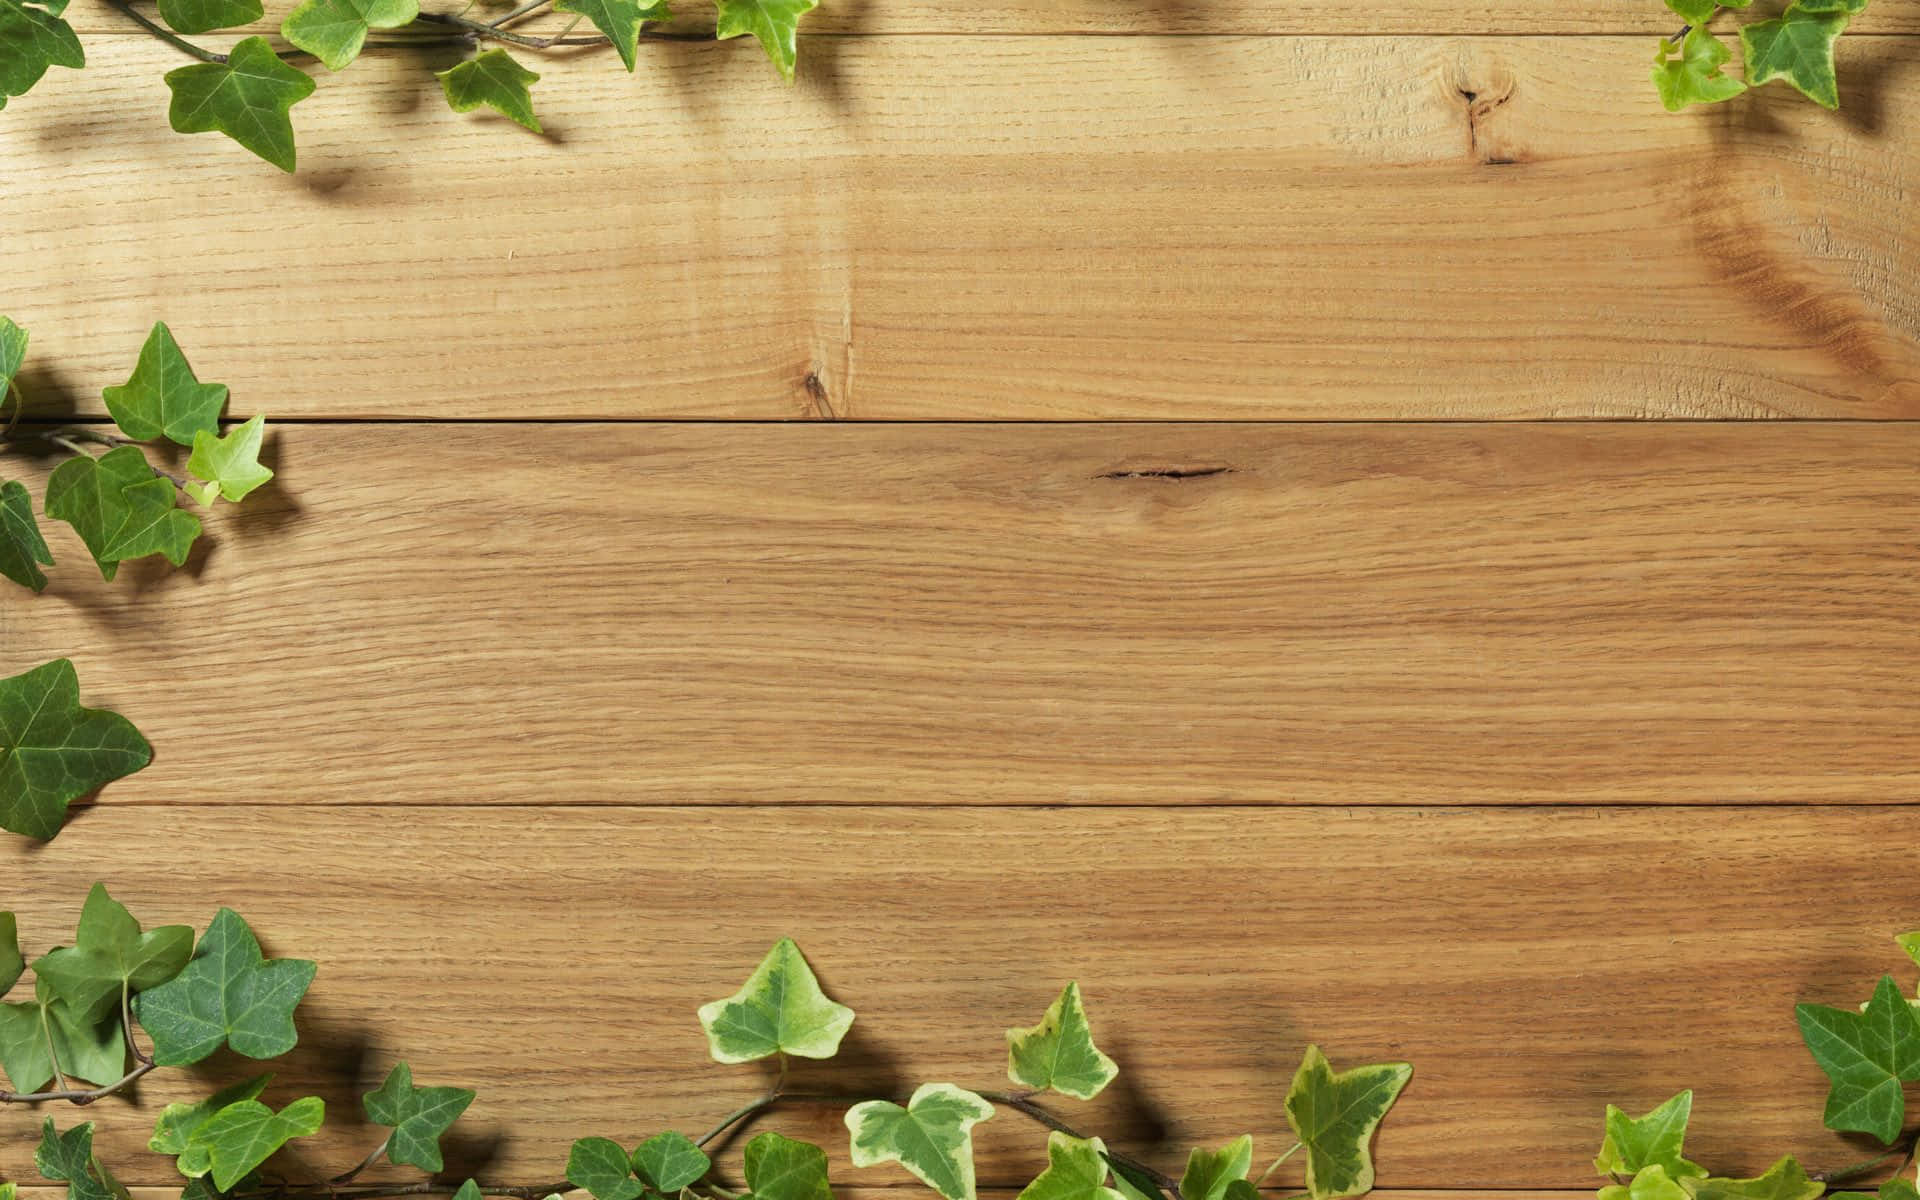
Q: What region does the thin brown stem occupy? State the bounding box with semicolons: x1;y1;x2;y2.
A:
1812;1129;1920;1185
0;1061;156;1105
332;1135;395;1185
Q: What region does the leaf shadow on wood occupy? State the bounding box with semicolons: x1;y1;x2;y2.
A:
1834;34;1920;137
225;428;307;543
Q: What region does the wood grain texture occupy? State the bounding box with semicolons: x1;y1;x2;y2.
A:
2;422;1917;808
2;36;1915;419
7;806;1920;1189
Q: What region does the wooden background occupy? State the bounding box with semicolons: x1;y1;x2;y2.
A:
3;1;1919;1198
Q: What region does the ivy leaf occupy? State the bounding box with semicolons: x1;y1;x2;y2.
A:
1689;1158;1824;1200
132;908;317;1066
1600;1165;1694;1200
1283;1045;1412;1200
1;316;26;398
1006;982;1118;1101
698;937;854;1063
568;1137;643;1200
1797;975;1920;1144
551;0;659;71
44;446;198;579
101;323;227;446
1;912;23;996
1662;0;1751;23
453;1184;484;1200
846;1083;995;1200
33;883;195;1026
363;1062;476;1173
0;0;83;112
2;1181;15;1200
1178;1137;1250;1200
165;38;316;172
156;0;261;34
281;0;418;71
151;1075;274;1157
1106;1158;1168;1200
633;1131;711;1193
0;658;152;841
1020;1134;1125;1200
1652;28;1746;112
436;50;541;133
1593;1091;1707;1181
186;415;273;506
185;1096;326;1189
1832;1180;1920;1200
1897;930;1920;970
1;479;54;592
1741;5;1852;109
712;0;815;82
37;1120;114;1200
743;1132;830;1200
0;982;124;1092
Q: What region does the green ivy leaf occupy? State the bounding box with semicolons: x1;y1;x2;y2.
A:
1020;1134;1125;1200
2;1180;16;1200
1105;1157;1168;1200
1741;4;1852;109
44;447;196;580
1006;982;1118;1101
1283;1045;1412;1200
1652;27;1747;112
1593;1091;1707;1181
0;658;152;841
1662;0;1752;23
132;908;317;1066
846;1083;995;1200
0;0;83;112
37;1119;114;1200
1;479;54;592
1600;1165;1694;1200
0;978;123;1092
1898;930;1920;970
151;1075;274;1158
184;1096;326;1190
551;0;661;71
101;322;227;446
1689;1158;1823;1200
1;317;26;398
186;414;273;506
0;911;23;996
156;0;261;34
453;1183;485;1200
633;1131;710;1193
363;1062;476;1173
436;50;541;133
33;883;194;1026
1177;1137;1250;1200
568;1137;643;1200
699;937;854;1063
743;1132;830;1200
165;38;316;171
712;0;815;82
1832;1179;1920;1200
1797;975;1920;1144
281;0;417;70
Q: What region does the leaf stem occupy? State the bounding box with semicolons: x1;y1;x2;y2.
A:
0;1060;156;1105
40;427;193;491
1255;1144;1302;1186
488;0;555;29
1811;1128;1920;1185
410;8;708;47
104;0;228;62
332;1134;395;1185
975;1089;1184;1195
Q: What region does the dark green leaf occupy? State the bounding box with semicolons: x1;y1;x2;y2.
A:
44;446;201;579
743;1132;828;1200
363;1062;476;1172
132;908;317;1066
1;479;54;592
34;882;195;1025
0;0;82;112
0;659;151;840
156;0;262;35
165;38;316;171
436;49;541;133
569;1138;643;1200
1796;975;1920;1144
38;1119;113;1200
0;979;124;1092
101;323;227;446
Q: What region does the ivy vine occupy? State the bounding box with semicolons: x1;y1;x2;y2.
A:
1653;0;1873;111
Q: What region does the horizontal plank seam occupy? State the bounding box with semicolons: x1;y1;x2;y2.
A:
64;801;1920;812
15;417;1920;430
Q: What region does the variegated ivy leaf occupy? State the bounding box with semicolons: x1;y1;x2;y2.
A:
1652;28;1747;112
1593;1091;1706;1181
186;414;273;506
1741;3;1854;110
34;882;194;1025
712;0;815;82
1688;1158;1823;1200
699;937;854;1063
0;912;23;995
1283;1045;1412;1200
1599;1165;1693;1200
568;1137;642;1200
633;1131;710;1193
1661;0;1751;25
1020;1134;1125;1200
0;978;123;1092
151;1075;273;1159
1831;1173;1920;1200
1796;974;1920;1144
180;1096;326;1189
282;0;419;71
1178;1136;1250;1200
436;50;541;133
37;1119;116;1200
845;1083;995;1200
0;659;151;841
1006;982;1117;1101
132;908;317;1066
364;1062;476;1172
743;1132;831;1200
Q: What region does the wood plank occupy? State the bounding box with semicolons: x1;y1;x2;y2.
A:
6;806;1920;1188
3;422;1918;807
2;37;1914;420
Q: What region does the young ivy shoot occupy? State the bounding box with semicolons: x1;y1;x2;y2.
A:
1653;0;1873;111
0;908;1414;1200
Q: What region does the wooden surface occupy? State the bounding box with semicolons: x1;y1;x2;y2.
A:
4;2;1920;1199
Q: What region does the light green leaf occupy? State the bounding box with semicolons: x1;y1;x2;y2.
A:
362;1062;476;1172
3;1180;16;1200
1832;1179;1920;1200
0;912;22;996
165;38;316;172
698;937;854;1063
568;1137;642;1200
45;445;200;579
744;1132;831;1200
1593;1092;1706;1181
712;0;815;82
0;980;124;1092
1796;974;1920;1144
1662;0;1752;21
101;322;227;446
185;415;272;506
453;1183;484;1200
281;0;417;69
0;0;83;112
1600;1165;1693;1200
1178;1137;1250;1200
0;317;26;401
1741;5;1851;109
552;0;646;70
1006;982;1118;1101
1898;930;1920;972
0;658;151;841
1689;1158;1823;1200
1283;1045;1412;1200
1020;1134;1125;1200
1;479;54;592
37;1119;113;1200
34;882;194;1025
1106;1157;1168;1200
1652;27;1746;112
132;907;317;1066
634;1131;710;1193
436;50;541;133
156;0;260;33
151;1074;274;1158
185;1096;326;1190
846;1083;995;1200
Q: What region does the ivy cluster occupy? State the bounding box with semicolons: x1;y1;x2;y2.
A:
1653;0;1873;111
